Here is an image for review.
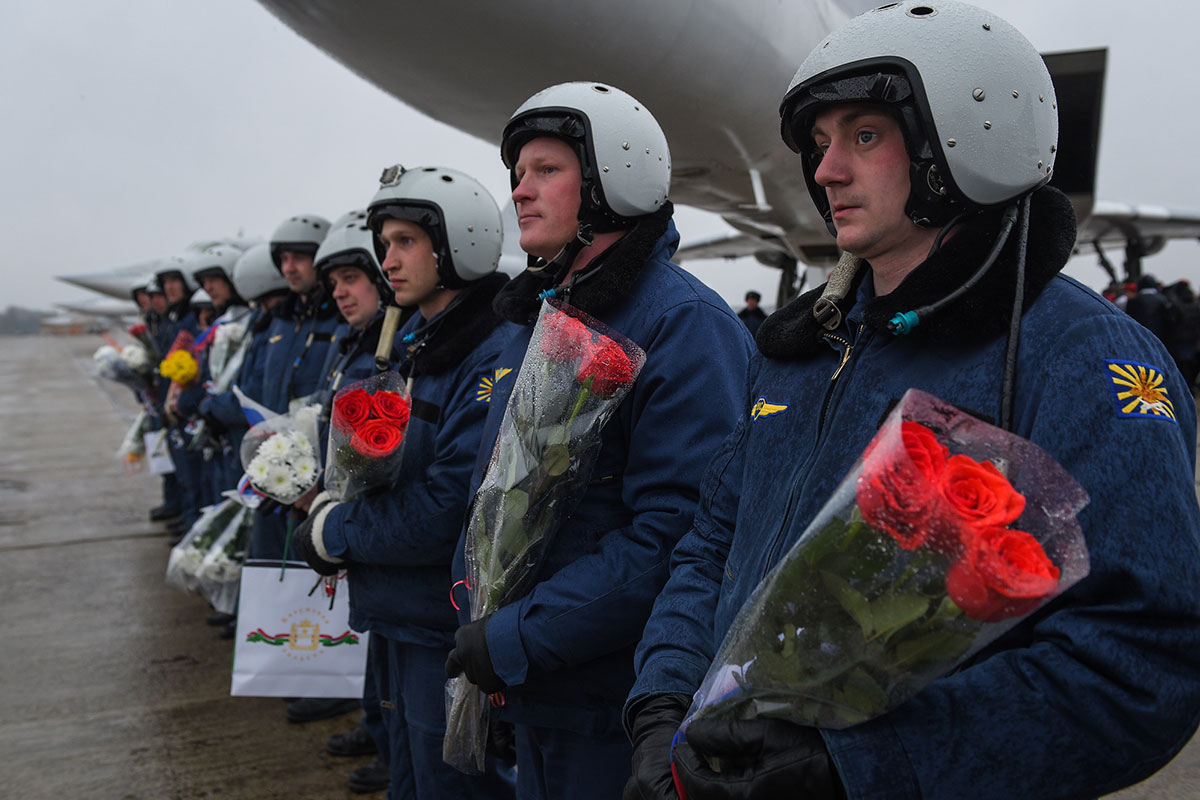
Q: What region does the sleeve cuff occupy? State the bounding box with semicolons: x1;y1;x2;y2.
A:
822;714;921;800
487;600;531;687
321;502;350;559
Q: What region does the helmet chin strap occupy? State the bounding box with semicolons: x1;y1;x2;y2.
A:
526;222;595;275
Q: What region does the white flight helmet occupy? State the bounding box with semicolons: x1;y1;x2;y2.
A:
366;164;503;289
779;0;1057;231
129;275;153;303
269;213;331;271
315;209;391;298
231;243;288;303
155;254;200;295
190;288;214;310
501;81;671;232
190;245;242;287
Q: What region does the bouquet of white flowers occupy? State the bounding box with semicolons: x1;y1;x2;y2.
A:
120;342;153;377
166;500;247;593
239;403;322;505
196;503;255;614
93;344;151;394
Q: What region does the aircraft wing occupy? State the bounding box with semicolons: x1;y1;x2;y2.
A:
1078;201;1200;248
675;231;797;267
56;261;160;301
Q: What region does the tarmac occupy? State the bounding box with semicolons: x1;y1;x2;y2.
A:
0;333;1198;798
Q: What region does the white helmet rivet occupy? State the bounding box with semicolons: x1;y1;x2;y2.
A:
645;148;651;154
972;88;985;101
467;225;474;232
1038;160;1044;169
947;138;957;147
983;121;992;129
982;23;991;30
1012;90;1019;98
626;162;632;168
1040;94;1045;102
603;166;609;172
622;142;630;150
1050;144;1057;153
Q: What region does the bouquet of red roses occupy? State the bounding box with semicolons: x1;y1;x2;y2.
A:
444;298;647;775
127;322;161;363
681;388;1090;738
324;372;412;501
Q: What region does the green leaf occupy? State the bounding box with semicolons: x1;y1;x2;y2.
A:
545;426;569;447
868;594;931;639
837;666;890;716
542;443;570;477
889;630;975;669
820;571;872;637
802;516;847;567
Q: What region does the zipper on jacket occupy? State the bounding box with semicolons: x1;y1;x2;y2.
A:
762;321;866;575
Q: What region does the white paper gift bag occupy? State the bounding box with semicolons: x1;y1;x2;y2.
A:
230;561;367;698
143;429;175;475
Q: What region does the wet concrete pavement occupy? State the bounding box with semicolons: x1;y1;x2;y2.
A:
0;334;1198;798
0;336;371;798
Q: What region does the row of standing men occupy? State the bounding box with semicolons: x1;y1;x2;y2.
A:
128;4;1200;797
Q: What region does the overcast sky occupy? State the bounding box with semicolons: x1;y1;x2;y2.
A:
4;1;1197;313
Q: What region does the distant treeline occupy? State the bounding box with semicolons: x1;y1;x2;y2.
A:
0;306;49;335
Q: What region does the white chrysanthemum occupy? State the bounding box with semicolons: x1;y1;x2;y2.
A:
262;434;291;459
246;454;272;484
293;455;318;484
215;323;245;346
121;344;149;371
265;462;301;497
93;345;119;363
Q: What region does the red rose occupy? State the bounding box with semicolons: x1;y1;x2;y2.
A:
577;337;636;397
938;454;1026;530
350;419;405;458
129;323;147;336
945;526;1061;622
540;311;593;361
856;422;949;550
332;388;373;433
372;391;411;428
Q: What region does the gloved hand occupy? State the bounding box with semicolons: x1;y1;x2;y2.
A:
290;491;343;576
673;718;845;800
486;716;517;765
444;616;505;694
622;693;691;800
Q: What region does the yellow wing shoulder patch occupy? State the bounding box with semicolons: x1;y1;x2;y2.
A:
1106;359;1177;422
751;396;789;420
268;334;283;343
476;367;515;403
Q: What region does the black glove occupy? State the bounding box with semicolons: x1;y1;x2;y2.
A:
623;693;691;800
486;716;517;765
673;718;845;800
444;616;505;694
290;492;343;576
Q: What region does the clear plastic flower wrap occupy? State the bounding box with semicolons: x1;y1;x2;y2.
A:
239;401;323;505
115;410;148;473
680;389;1091;740
166;499;247;593
93;344;152;394
324;371;412;501
444;299;647;774
195;503;255;614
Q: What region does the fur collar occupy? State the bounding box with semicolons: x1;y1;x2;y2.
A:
404;272;510;377
274;287;339;323
757;186;1077;360
492;203;674;324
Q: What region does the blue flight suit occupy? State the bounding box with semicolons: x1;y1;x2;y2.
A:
451;207;755;799
629;187;1200;799
248;288;340;560
317;274;518;799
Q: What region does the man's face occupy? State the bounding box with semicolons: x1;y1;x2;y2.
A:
512;136;583;261
149;293;167;314
199;273;232;307
279;250;317;294
133;290;151;312
161;274;186;304
745;296;759;310
328;265;380;330
378;219;441;308
811;103;923;262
